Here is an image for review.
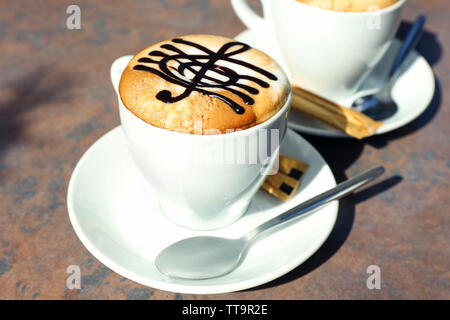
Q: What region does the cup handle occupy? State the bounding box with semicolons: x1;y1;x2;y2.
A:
231;0;271;34
110;55;133;94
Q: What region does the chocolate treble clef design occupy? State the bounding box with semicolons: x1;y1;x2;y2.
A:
133;38;278;114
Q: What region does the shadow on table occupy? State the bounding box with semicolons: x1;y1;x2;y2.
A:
0;67;79;155
248;174;402;291
246;136;399;291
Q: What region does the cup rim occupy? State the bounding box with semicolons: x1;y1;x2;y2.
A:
119;89;292;140
292;0;406;16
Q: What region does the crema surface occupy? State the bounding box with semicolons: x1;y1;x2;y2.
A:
119;34;290;134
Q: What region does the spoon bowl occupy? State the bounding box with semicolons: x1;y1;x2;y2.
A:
351;15;426;120
352;92;398;121
156;236;247;279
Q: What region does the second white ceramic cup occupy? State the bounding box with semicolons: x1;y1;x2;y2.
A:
231;0;406;101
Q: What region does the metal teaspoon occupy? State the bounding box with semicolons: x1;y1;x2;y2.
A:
155;166;385;280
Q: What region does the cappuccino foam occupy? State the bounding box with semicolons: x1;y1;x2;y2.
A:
119;34;290;134
296;0;399;12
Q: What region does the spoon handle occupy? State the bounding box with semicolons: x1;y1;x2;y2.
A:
245;166;385;241
389;15;427;78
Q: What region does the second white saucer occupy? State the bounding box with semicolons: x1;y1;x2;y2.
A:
235;29;435;138
67;127;338;294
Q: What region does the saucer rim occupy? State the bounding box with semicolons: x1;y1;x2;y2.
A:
67;127;338;294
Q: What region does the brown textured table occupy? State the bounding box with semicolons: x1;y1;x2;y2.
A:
0;0;448;300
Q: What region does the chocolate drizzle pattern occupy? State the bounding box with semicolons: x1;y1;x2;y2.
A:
133;38;278;114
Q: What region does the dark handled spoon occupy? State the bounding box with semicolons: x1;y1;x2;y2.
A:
155;166;385;280
352;15;427;121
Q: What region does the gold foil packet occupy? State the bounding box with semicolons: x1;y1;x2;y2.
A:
291;85;383;139
261;154;309;201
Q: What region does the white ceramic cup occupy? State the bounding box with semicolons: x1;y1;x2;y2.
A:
111;56;291;230
231;0;406;101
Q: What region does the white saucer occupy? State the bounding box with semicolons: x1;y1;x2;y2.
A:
235;29;435;138
67;127;338;294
